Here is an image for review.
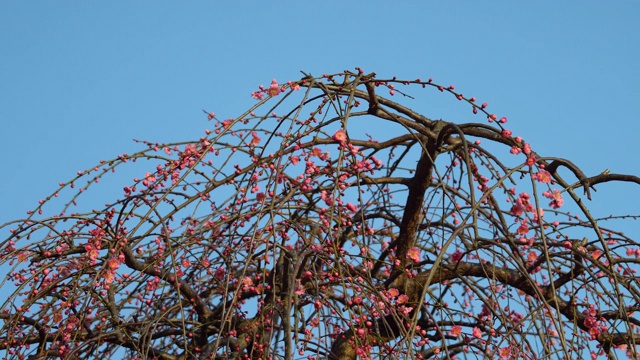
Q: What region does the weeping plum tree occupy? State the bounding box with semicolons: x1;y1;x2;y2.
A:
1;69;640;360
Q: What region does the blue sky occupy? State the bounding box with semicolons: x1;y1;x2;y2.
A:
1;2;639;233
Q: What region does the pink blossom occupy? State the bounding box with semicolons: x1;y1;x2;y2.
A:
267;79;281;97
332;129;347;142
397;305;413;316
251;91;264;100
517;221;529;235
533;207;544;223
526;155;537;166
309;147;323;158
320;190;333;206
510;192;531;217
214;267;225;280
397;294;409;304
510;203;524;217
479;304;492;319
543;189;564;209
294;280;305;295
249;131;261;146
472;327;483;339
85;244;100;261
103;271;115;284
406;247;421;264
499;346;512;359
450;249;464;262
221;119;233;129
450;325;462;337
589;326;602;340
584;316;598;328
107;257;120;270
532;169;551;183
288;81;301;91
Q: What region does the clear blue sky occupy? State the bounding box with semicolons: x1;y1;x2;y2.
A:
1;2;639;232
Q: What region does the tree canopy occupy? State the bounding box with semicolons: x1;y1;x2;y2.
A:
1;69;639;360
